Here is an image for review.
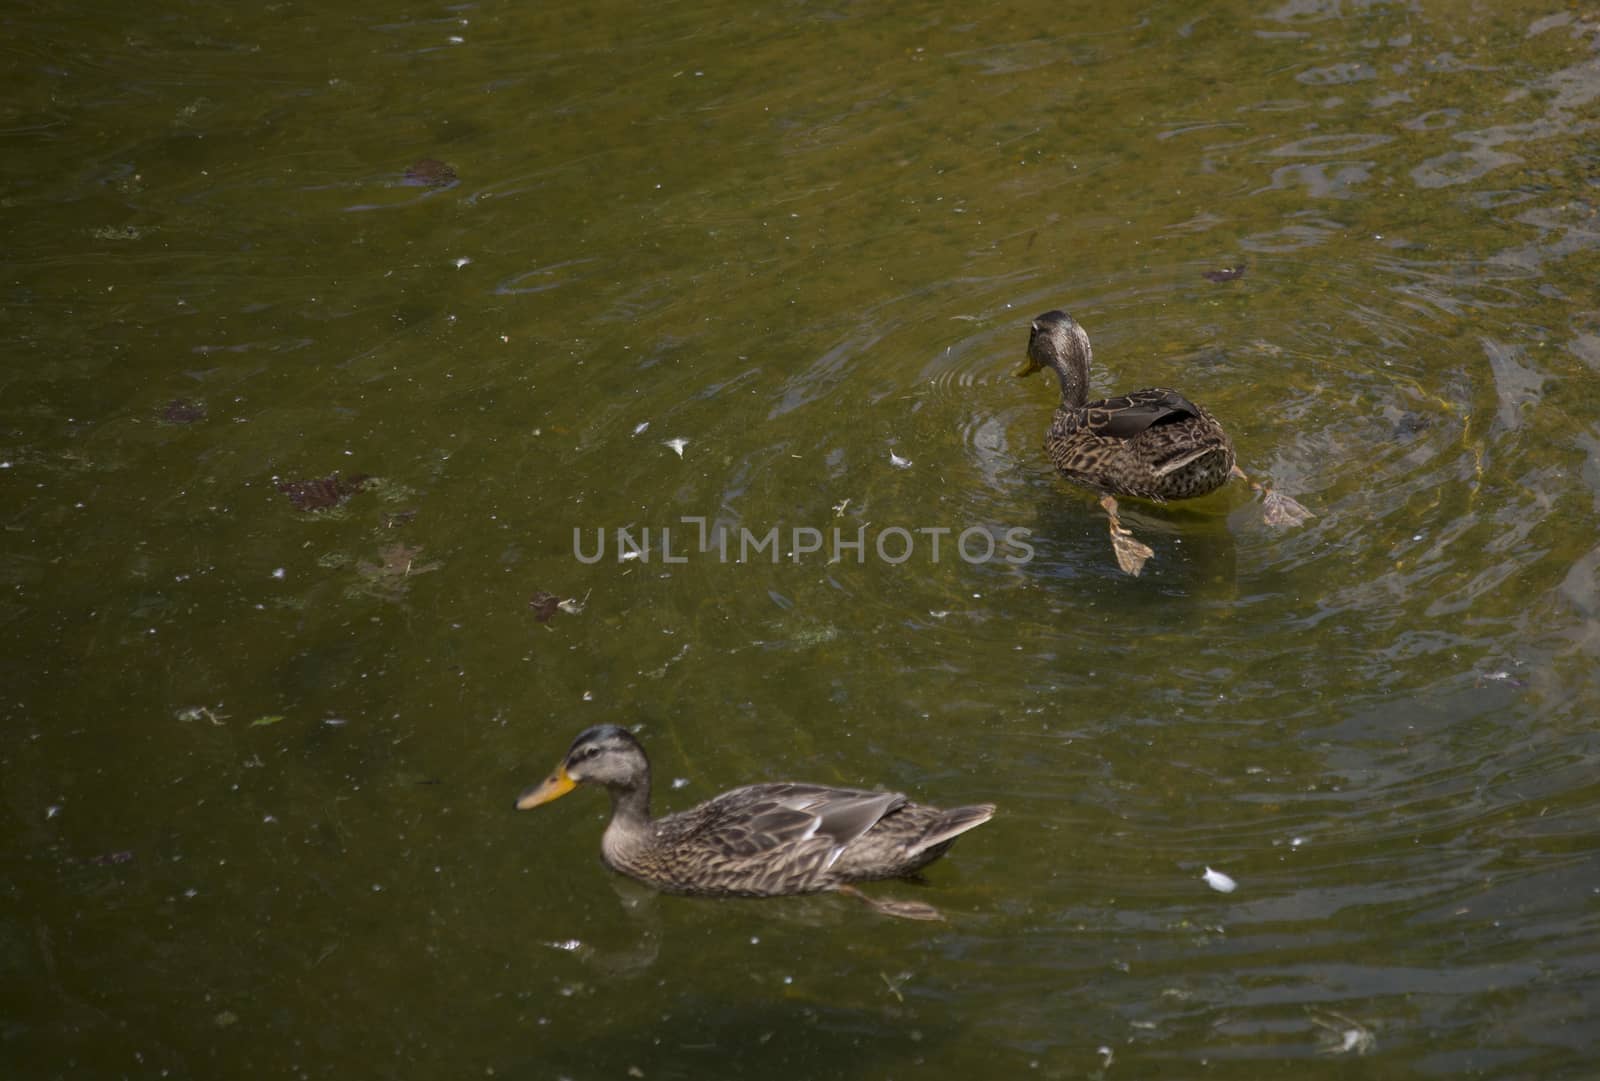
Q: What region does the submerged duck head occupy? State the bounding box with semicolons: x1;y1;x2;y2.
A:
515;724;649;809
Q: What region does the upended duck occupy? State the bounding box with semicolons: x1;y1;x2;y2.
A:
516;725;995;920
1016;309;1312;575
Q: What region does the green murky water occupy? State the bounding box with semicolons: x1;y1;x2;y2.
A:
5;0;1600;1077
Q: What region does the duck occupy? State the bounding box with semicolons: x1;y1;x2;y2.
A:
1016;309;1312;574
516;724;995;920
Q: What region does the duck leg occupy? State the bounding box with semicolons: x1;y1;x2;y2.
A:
1230;465;1314;527
1100;494;1154;576
837;884;945;921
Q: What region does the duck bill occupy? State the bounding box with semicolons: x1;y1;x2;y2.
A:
1013;355;1042;377
516;766;576;810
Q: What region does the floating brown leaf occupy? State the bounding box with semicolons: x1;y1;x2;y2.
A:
159;398;207;424
277;472;371;512
353;542;440;600
529;591;560;624
363;542;438;578
403;158;458;188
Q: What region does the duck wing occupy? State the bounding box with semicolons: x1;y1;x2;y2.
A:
1084;388;1203;440
681;783;904;859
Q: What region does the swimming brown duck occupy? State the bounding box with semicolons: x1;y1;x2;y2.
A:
1016;309;1312;574
516;725;995;920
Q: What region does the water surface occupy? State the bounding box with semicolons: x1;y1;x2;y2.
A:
4;1;1600;1077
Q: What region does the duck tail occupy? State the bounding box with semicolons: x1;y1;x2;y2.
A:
1152;444;1229;478
915;803;996;853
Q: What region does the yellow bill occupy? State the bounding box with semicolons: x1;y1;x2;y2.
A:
1014;354;1043;378
516;766;576;810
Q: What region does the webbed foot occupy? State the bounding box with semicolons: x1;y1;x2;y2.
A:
1262;489;1315;527
1100;494;1154;576
1231;466;1314;528
837;885;946;921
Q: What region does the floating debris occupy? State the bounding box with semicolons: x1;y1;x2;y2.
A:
89;850;135;866
1392;411;1432;440
1310;1009;1376;1056
531;589;589;624
176;705;228;726
889;449;912;469
633;421;651;436
92;224;147;241
277;472;371;512
664;437;688;457
250;715;285;727
158;398;207;425
353;542;440;600
832;498;850;516
643;642;691;679
368;542;435;577
1202;866;1237;893
530;591;560;623
402;158;458;188
1202;264;1247;282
